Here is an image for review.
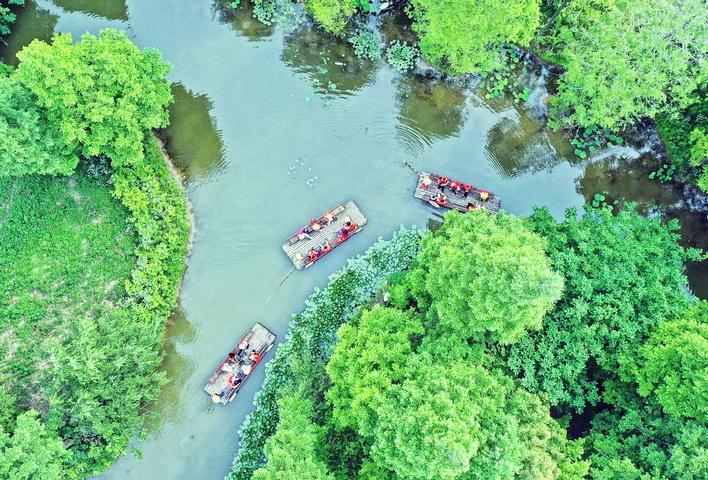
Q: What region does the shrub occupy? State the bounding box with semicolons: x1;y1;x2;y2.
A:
385;41;419;73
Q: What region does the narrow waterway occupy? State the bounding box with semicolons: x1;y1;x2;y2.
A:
2;1;705;479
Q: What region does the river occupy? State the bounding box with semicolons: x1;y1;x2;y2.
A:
2;1;705;479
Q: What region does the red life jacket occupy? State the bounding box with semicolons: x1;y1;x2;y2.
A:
463;184;472;192
438;176;449;186
347;223;357;233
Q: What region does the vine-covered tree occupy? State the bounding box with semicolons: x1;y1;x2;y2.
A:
404;210;563;345
14;29;173;168
506;206;697;412
408;0;541;74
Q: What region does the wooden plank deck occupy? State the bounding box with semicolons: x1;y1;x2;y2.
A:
282;201;368;270
203;323;276;405
414;172;501;214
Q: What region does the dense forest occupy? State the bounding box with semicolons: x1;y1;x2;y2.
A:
234;208;706;480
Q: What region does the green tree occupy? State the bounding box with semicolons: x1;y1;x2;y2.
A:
622;304;708;422
544;0;706;130
0;76;74;176
326;306;424;434
0;1;24;38
408;0;541;74
304;0;358;36
252;395;333;480
406;210;563;345
0;410;68;480
506;206;697;412
14;29;172;168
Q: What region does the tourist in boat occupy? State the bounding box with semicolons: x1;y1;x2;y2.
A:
463;184;472;198
250;350;262;363
321;240;331;254
220;352;237;372
467;203;478;212
436;193;448;207
308;248;320;262
345;221;357;233
480;191;490;202
323;211;335;224
241;363;253;375
450;181;462;195
211;392;224;404
310;218;321;232
227;373;242;389
420;176;432;190
437;175;449;191
237;339;249;357
296;226;312;241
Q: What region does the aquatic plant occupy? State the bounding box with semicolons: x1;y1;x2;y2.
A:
385;41;419;73
348;30;381;60
229;227;423;480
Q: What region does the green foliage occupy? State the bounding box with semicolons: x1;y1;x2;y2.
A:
348;30;381;61
621;304;708;422
569;125;624;159
229;228;423;480
15;29;172;168
326;306;424;435
655;89;708;192
479;47;530;103
545;0;706;130
385;40;419;73
0;410;68;480
253;395;333;480
0;77;76;176
304;0;357;36
408;0;541;74
506;206;698;412
406;210;563;345
0;0;24;38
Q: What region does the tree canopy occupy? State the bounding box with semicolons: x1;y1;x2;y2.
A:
409;0;541;74
405;210;563;345
14;29;172;168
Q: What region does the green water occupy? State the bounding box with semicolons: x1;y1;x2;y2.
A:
2;1;705;479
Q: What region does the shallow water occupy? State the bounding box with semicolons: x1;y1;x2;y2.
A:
2;1;705;479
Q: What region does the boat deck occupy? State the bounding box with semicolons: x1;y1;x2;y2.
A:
414;172;501;213
203;323;275;405
282;201;367;270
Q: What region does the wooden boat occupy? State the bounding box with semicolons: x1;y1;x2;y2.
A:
203;323;275;405
414;172;501;214
282;201;368;270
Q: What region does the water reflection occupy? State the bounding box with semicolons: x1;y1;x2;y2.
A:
52;0;128;20
152;305;197;429
579;155;707;298
486;114;578;178
281;23;378;96
0;0;58;65
395;77;466;152
162;83;226;183
212;0;275;41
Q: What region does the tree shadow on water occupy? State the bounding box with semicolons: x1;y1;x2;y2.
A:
52;0;128;21
212;0;275;41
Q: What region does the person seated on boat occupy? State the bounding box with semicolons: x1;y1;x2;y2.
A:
310;218;321;231
240;363;253;375
450;181;462;195
321;240;331;254
296;226;312;241
308;248;320;262
345;221;357;233
220;352;237;372
437;175;449;191
211;392;224;404
467;203;478;212
250;350;263;363
323;211;335;224
480;191;490;202
436;193;448;207
420;176;432;190
227;373;242;389
237;339;249;357
463;184;472;198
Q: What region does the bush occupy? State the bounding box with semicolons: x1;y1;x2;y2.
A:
229;227;423;480
304;0;358;36
348;30;381;60
385;41;419;73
